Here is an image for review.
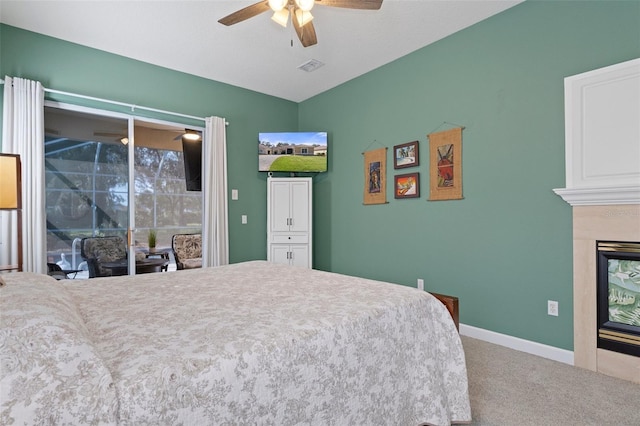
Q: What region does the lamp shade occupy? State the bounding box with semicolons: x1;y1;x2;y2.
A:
0;154;21;210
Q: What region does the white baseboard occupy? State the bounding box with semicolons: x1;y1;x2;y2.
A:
459;324;575;366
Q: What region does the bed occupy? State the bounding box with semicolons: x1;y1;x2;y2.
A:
0;260;471;425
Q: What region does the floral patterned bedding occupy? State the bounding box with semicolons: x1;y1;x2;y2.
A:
1;261;471;425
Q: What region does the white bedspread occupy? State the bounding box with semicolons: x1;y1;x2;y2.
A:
1;261;471;425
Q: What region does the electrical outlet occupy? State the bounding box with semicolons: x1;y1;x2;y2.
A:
241;215;247;224
417;278;424;291
548;300;559;316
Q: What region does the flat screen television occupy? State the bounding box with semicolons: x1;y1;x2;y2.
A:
259;131;328;173
182;139;202;191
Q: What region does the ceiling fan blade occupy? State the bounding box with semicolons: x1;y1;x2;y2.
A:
218;0;271;26
293;16;318;47
316;0;383;10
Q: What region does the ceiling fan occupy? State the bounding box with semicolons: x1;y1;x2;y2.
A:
218;0;383;48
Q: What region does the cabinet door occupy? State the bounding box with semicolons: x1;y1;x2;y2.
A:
270;181;293;232
269;245;309;268
289;180;310;233
270;245;292;266
289;245;309;268
270;179;310;233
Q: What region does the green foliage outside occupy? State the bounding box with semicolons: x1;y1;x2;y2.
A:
45;138;201;253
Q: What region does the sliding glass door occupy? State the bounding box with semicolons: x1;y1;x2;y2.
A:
44;106;130;277
132;120;202;271
44;105;202;278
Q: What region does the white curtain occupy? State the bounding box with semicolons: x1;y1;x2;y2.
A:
202;116;229;267
1;76;46;273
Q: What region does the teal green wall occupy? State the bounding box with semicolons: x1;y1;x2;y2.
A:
1;1;639;351
299;0;640;350
0;23;298;264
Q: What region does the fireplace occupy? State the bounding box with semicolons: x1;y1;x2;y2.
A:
597;241;640;357
554;59;640;383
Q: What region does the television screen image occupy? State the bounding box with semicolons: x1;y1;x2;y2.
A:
259;132;328;173
182;139;202;191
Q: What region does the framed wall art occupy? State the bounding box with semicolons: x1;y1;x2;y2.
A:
363;147;387;205
428;127;463;201
394;172;420;199
393;140;419;169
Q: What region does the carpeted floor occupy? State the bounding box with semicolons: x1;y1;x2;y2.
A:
461;336;640;426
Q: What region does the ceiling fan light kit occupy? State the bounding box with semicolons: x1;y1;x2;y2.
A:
182;130;202;142
219;0;383;47
268;0;288;12
295;9;314;27
295;0;315;12
271;8;290;27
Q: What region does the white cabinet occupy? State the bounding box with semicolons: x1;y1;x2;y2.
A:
267;177;312;268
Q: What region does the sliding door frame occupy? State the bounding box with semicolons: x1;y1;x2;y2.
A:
45;100;205;276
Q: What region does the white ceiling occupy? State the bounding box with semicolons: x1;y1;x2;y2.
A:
0;0;522;102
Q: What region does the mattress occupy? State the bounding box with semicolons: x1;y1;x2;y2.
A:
0;260;471;425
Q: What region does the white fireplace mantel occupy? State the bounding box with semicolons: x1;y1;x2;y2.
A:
553;185;640;206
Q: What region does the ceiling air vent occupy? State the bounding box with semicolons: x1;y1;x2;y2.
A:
298;59;325;73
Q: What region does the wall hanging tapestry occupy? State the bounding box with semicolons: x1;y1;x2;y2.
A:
363;147;387;205
428;127;463;201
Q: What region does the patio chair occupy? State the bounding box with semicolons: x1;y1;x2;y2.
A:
171;233;202;270
80;236;128;278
